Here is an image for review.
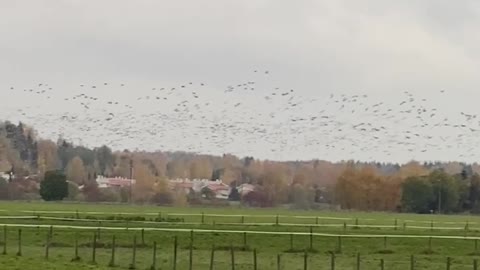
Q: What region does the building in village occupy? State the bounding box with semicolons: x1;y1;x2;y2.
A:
168;178;231;200
94;175;252;200
0;172;9;180
236;183;255;196
0;171;13;181
95;175;136;188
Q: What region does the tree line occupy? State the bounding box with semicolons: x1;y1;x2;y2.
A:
2;120;480;213
335;162;480;213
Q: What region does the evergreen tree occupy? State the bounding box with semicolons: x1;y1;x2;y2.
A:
40;170;68;201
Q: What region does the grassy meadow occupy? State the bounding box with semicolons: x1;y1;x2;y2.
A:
0;202;479;269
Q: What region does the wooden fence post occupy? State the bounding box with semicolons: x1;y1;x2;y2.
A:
16;229;21;257
150;241;157;270
141;229;145;246
209;245;215;270
316;216;319;225
428;237;432;251
356;253;360;270
129;235;137;269
173;236;178;270
446;257;451;270
108;235;116;267
276;215;279;225
290;234;293;251
243;232;247;249
343;222;347;232
304;252;308;270
92;232;97;264
2;225;6;255
380;258;385;270
72;233;80;261
330;252;335;270
474;259;478;270
277;254;281;270
230;245;235;270
383;236;387;250
430;221;434;232
241;215;245;224
394;219;398;230
189;235;193;270
202;212;205;224
410;255;415;270
337;236;342;253
253;249;257;270
45;230;50;259
190;230;194;246
309;227;313;250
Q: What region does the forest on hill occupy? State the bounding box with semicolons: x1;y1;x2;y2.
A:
1;120;480;213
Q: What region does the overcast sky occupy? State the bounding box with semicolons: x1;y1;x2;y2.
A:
1;1;480;162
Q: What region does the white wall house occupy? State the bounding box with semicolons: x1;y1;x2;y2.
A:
0;172;12;181
96;176;136;188
168;178;231;199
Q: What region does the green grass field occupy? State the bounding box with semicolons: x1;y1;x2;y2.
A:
0;201;479;269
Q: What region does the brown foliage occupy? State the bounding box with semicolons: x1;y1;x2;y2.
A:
335;164;401;211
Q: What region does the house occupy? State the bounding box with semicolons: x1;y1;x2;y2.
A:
237;183;255;196
0;172;9;180
0;171;13;181
204;181;231;200
96;176;136;188
168;178;231;200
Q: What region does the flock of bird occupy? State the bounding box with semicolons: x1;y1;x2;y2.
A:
1;71;479;163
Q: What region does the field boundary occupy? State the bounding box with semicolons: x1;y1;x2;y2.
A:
0;215;474;231
1;222;479;240
1;209;476;225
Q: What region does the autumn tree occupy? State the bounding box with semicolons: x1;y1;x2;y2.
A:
258;164;289;206
397;161;429;179
335;164;400;211
37;140;58;177
443;162;463;176
241;160;264;183
221;167;239;185
82;181;102;202
132;163;155;203
292;170;309;186
151;177;172;205
189;158;213;179
172;188;188;206
0;135;24;175
166;159;189;179
66;156;87;184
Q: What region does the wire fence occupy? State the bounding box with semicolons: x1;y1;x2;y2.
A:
0;226;479;270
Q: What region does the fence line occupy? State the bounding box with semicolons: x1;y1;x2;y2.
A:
0;222;479;240
0;215;476;232
5;209;477;225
